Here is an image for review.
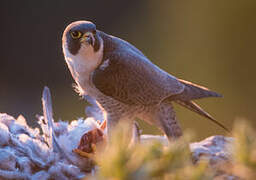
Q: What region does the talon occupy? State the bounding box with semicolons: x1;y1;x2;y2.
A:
100;120;106;130
75;127;106;159
73;148;94;159
91;143;97;152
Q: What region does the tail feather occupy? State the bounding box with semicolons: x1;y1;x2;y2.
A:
175;79;222;101
175;100;230;133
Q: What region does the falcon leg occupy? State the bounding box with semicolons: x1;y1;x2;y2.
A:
106;112;136;142
106;113;120;139
139;101;182;141
157;101;183;140
97;97;139;141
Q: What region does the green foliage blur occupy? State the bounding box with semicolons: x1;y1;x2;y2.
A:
232;120;256;179
84;120;256;180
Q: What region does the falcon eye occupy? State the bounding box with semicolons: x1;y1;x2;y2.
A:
70;31;82;39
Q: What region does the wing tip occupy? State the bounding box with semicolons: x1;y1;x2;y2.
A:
211;91;223;98
175;100;230;133
205;114;230;133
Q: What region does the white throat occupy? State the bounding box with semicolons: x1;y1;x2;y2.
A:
63;38;103;95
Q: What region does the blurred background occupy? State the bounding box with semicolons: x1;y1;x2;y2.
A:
1;0;256;139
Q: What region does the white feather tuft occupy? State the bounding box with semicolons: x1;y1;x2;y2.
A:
0;113;97;179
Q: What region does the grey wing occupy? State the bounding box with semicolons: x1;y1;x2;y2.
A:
92;51;184;106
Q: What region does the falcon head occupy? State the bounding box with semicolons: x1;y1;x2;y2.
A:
62;21;102;55
62;21;104;90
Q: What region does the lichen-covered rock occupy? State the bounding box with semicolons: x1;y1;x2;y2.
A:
140;134;236;179
190;135;234;167
140;134;234;167
189;136;237;179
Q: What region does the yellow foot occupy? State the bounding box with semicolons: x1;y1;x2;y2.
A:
73;148;95;159
91;143;97;152
100;120;106;130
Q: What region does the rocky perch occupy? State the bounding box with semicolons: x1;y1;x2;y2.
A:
0;87;237;179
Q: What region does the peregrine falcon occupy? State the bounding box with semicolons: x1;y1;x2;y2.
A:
62;20;228;140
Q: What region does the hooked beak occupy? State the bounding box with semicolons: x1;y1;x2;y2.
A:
80;32;94;46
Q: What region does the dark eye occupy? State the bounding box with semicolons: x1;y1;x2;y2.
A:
92;29;96;35
70;31;82;39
